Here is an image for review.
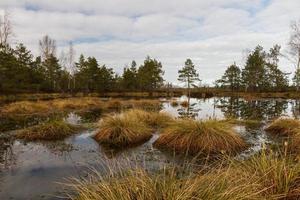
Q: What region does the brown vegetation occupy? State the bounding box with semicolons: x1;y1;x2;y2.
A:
154;119;246;155
265;118;300;136
16;120;82;141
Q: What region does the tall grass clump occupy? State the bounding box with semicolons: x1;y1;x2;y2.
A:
94;113;152;147
16;120;82;141
180;100;189;107
124;109;174;128
154;119;246;156
68;164;263;200
170;100;179;107
235;149;300;199
265;118;300;136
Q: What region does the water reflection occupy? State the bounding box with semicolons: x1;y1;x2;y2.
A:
0;135;15;169
215;97;289;121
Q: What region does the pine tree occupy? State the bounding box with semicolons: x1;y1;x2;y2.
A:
178;59;200;98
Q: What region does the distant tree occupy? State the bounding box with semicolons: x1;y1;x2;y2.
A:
42;54;61;91
39;35;56;61
242;45;267;92
216;63;241;91
0;11;13;46
289;20;300;90
122;60;138;90
67;41;76;91
178;59;200;98
265;45;289;91
137;56;164;90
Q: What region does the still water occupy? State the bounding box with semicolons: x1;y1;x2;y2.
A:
1;96;300;199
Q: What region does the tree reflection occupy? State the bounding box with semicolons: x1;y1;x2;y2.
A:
177;97;200;119
216;97;288;120
0;136;14;169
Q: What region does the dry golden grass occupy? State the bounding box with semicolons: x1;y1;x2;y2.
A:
68;164;262;200
94;113;152;147
68;148;300;200
154;119;247;155
1;101;49;114
234;150;300;199
180;100;189;107
124;109;174;128
126;99;161;111
170;101;179;107
51;97;104;110
265;118;300;136
16;120;82;141
106;99;123;109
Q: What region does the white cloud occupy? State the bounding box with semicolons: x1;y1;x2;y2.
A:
0;0;299;84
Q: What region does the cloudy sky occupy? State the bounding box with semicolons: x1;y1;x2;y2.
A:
1;0;300;85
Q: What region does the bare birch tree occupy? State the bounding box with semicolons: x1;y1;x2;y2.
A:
39;35;56;60
0;11;13;46
67;41;76;91
289;20;300;90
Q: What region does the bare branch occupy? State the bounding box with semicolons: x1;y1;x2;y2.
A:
0;11;13;45
39;35;56;60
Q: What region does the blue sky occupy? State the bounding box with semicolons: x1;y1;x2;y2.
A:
0;0;300;85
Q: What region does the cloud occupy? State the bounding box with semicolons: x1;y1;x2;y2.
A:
0;0;299;84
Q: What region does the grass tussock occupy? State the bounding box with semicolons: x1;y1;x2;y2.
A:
16;120;82;141
154;119;246;155
170;101;179;107
180;100;189;107
235;150;300;199
68;165;262;200
124;109;174;128
94;113;152;147
69;149;300;200
265;118;300;136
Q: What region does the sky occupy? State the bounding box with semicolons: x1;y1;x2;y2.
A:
1;0;300;85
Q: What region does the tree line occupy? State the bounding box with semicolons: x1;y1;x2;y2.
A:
0;41;165;93
1;11;300;94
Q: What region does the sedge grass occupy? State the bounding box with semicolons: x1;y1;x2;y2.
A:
265;118;300;136
180;100;189;107
16;120;82;141
234;149;300;199
154;119;247;156
67;148;300;200
124;109;174;128
94;113;152;147
170;101;179;107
